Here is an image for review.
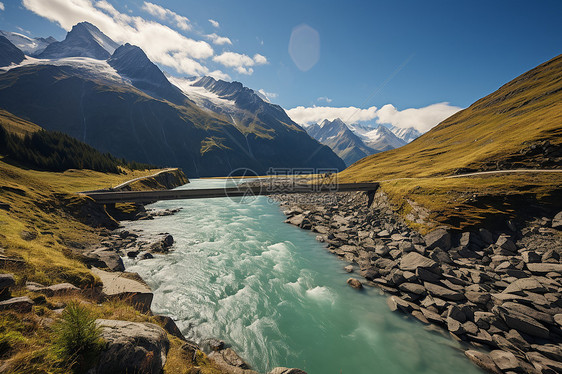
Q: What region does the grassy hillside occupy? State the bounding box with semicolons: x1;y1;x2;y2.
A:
0;109;41;137
338;54;562;231
340;54;562;182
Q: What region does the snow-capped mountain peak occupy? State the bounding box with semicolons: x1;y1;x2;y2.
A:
0;31;56;55
38;21;119;60
389;125;422;143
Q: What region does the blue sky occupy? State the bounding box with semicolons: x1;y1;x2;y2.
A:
1;0;561;131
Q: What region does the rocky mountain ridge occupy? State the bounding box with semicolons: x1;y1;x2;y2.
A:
0;22;345;176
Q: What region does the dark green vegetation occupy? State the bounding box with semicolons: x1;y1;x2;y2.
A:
0;122;154;173
52;302;104;372
340;54;562;230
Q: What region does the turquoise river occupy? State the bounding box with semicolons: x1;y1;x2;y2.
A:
122;179;483;374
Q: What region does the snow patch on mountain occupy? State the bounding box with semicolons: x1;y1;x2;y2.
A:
1;56;126;84
168;75;236;110
0;31;55;55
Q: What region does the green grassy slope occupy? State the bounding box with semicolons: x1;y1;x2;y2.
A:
340;54;562;182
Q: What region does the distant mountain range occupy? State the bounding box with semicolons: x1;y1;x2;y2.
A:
304;118;421;166
0;22;344;176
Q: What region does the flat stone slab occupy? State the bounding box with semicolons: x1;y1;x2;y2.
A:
92;267;153;312
0;296;34;313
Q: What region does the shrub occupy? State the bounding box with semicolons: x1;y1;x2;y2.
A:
52;302;104;370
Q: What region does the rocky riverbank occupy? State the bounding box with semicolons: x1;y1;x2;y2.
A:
274;189;562;374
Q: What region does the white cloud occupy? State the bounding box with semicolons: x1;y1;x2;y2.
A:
375;102;462;132
317;96;332;103
22;0;267;77
22;0;213;76
253;53;268;65
141;2;190;31
209;19;219;28
208;70;231;81
286;102;462;132
213;51;268;75
258;89;278;101
206;33;232;45
286;105;378;125
0;2;4;11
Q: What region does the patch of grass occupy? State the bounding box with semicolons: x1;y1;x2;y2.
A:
51;302;104;371
380;173;561;232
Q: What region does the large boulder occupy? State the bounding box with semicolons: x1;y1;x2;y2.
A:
424;229;451;251
92;268;153;312
400;252;438;272
82;248;125;272
94;319;169;374
465;350;501;373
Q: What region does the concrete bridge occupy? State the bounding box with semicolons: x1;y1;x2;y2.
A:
83;182;380;204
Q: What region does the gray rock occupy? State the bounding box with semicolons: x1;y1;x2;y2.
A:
526;262;562;274
447;305;466;323
51;282;79;295
424;229;451;251
552;211;562;230
386;296;413;313
92;268;153;312
526;351;562;373
521;251;541;263
462;321;478;335
398;282;426;295
447;317;464;335
400;252;438;272
465;291;491;305
415;267;441;283
0;273;15;290
534;344;562;362
429;248;452;264
209;348;255;372
501;302;553;325
464;350;500;374
495;235;517;253
503;278;546;294
347;278;363;289
424;282;465;301
0;296;34;313
268;368;307;374
494;306;550;339
95;319;170;374
0;273;15;299
490;350;519;371
344;265;354;273
87;248;125;272
504;329;531;351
